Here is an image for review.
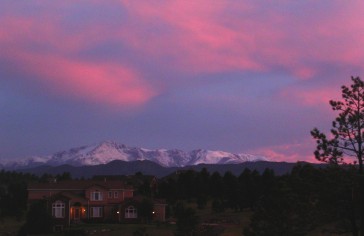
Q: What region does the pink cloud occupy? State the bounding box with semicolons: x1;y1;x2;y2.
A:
3;49;156;107
2;0;364;107
250;136;360;164
278;86;342;107
0;15;156;107
249;139;319;163
119;1;364;78
25;54;154;106
119;1;267;72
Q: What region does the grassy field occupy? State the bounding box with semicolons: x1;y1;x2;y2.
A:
0;211;355;236
63;203;252;236
66;223;175;236
0;202;252;236
189;201;252;235
0;218;24;236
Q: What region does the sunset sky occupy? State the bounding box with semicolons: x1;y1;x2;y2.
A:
1;1;364;162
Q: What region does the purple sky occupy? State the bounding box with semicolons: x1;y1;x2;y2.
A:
1;1;364;162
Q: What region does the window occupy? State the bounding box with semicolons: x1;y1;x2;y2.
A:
91;207;103;218
91;191;103;201
125;206;137;219
52;201;65;218
108;191;112;198
114;191;119;198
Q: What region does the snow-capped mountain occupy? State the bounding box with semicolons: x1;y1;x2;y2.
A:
1;141;268;169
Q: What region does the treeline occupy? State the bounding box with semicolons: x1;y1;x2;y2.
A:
0;163;360;235
246;164;357;235
0;170;37;219
157;167;275;211
0;170;72;220
155;164;358;235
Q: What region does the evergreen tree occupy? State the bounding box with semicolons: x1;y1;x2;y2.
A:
209;171;223;200
138;198;154;224
311;76;364;235
20;200;53;234
174;202;199;236
222;171;238;210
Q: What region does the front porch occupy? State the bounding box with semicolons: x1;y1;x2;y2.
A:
70;204;87;223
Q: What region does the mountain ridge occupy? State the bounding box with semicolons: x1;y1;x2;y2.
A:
0;140;268;169
15;160;303;178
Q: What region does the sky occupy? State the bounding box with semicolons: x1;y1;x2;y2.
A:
1;1;364;163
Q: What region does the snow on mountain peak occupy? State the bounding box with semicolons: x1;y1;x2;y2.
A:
1;141;269;169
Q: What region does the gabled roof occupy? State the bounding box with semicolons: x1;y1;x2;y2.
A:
60;191;87;202
28;180;133;191
45;191;88;204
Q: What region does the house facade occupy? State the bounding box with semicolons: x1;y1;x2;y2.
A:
28;179;166;229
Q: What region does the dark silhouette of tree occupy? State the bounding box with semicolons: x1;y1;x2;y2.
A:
39;173;54;183
0;171;38;220
158;178;178;204
209;171;223;200
238;169;264;210
245;164;355;235
138;179;152;197
195;168;210;209
311;77;364;166
56;172;72;181
138;198;154;224
311;76;364;236
223;171;239;210
244;182;311;236
176;170;196;199
174;202;199;236
19;200;53;234
238;169;252;210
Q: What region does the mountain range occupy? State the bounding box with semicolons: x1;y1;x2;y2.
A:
0;141;268;170
14;160;302;178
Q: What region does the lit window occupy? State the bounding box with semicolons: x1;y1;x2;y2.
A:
125;206;137;218
91;191;103;201
52;201;65;218
91;207;103;217
114;191;119;198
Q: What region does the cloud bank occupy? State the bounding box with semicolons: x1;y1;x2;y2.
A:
1;1;364;162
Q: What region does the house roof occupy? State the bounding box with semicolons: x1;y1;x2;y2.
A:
60;192;88;204
28;180;133;191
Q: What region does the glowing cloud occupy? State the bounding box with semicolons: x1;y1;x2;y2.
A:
119;0;364;78
249;139;319;163
2;1;364;161
19;53;155;106
278;86;342;107
0;13;156;107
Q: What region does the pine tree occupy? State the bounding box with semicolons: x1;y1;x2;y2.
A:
311;76;364;236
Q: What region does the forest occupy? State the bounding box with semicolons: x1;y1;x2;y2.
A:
0;163;359;236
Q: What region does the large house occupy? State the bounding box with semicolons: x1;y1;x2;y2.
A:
28;179;166;230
